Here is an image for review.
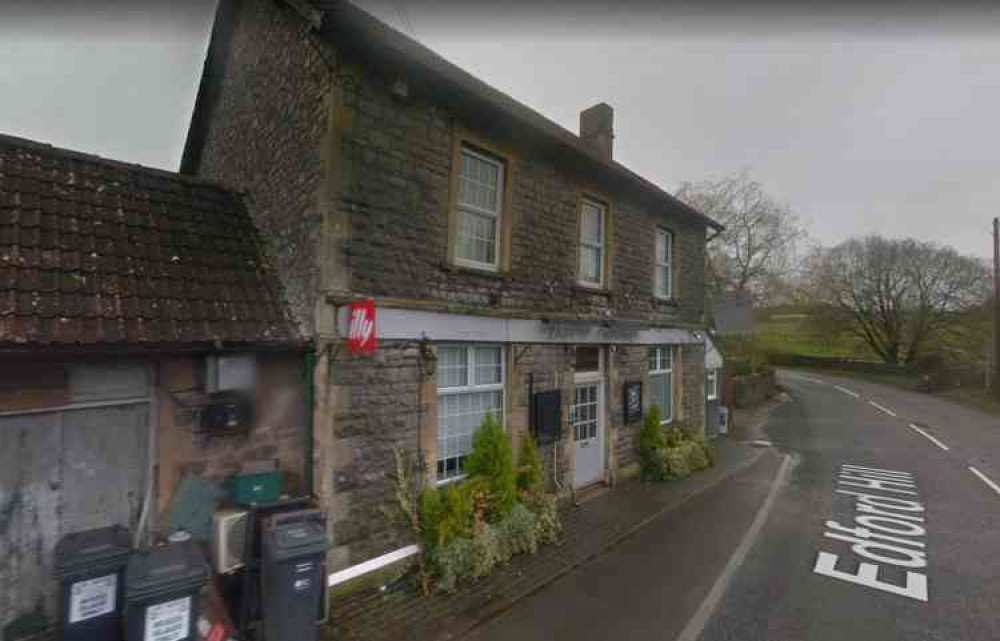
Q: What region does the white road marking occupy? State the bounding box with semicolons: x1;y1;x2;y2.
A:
908;424;949;452
969;467;1000;497
835;385;860;398
868;401;897;417
675;454;795;641
786;373;825;384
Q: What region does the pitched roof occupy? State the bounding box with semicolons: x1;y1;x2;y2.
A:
181;0;723;233
0;133;300;350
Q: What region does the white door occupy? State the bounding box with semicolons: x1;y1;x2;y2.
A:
572;347;605;488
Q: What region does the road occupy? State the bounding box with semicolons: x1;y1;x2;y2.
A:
468;370;1000;641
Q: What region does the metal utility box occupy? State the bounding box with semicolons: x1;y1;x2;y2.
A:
125;541;207;641
53;524;132;641
261;510;329;641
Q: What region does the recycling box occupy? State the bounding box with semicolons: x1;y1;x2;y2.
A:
262;510;329;641
53;524;132;641
125;540;207;641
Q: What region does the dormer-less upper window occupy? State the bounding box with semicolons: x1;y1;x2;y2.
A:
455;147;504;270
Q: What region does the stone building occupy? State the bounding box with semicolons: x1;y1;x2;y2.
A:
181;0;723;591
0;133;307;632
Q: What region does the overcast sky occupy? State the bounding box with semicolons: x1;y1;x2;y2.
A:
1;1;998;258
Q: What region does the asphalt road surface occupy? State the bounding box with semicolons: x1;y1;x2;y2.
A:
469;370;1000;641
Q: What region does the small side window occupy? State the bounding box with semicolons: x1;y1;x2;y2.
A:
655;228;673;299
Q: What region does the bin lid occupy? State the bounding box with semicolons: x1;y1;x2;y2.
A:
53;524;131;579
264;519;329;562
126;540;207;601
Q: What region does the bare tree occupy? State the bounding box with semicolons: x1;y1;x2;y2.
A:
676;169;806;303
808;235;990;365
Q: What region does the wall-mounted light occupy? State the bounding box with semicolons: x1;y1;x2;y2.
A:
419;339;437;378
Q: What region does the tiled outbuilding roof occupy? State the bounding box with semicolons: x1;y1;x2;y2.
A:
0;133;300;348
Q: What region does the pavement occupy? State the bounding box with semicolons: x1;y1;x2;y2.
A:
325;439;765;641
468;369;1000;641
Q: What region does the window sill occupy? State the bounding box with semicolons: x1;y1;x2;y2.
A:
436;474;468;487
652;297;680;307
441;260;512;281
573;283;613;297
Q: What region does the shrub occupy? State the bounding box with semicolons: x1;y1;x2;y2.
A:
527;493;562;545
433;536;473;593
692;434;714;467
466;414;517;520
517;432;544;496
420;482;474;548
685;439;710;471
496;503;539;561
661;445;692;479
639;406;666;480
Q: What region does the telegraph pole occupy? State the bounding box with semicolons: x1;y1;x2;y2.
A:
994;217;1000;399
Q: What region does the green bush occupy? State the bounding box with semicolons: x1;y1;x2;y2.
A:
685;439;710;471
692;434;714;467
639;406;666;480
420;482;474;548
523;491;561;545
661;445;692;479
497;503;540;560
517;432;544;496
432;536;473;593
466;414;517;521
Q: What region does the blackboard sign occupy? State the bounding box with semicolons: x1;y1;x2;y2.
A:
624;381;642;423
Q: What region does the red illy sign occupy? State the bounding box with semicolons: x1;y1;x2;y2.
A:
346;299;376;354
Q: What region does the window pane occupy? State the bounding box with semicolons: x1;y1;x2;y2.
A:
581;202;603;244
475;346;502;385
456;210;497;265
649;372;672;421
579;246;601;283
437;346;468;388
459;151;500;213
655;264;670;298
657;230;671;264
437;389;504;479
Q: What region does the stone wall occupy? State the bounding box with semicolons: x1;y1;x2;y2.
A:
324;341;429;570
194;0;331;334
680;343;707;434
154;352;307;533
333;55;707;326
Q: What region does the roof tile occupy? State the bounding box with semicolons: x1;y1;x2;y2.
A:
0;135;299;347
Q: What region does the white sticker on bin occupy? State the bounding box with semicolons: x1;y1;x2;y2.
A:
69;573;117;623
145;596;191;641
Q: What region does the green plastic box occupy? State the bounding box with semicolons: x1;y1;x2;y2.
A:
230;470;284;505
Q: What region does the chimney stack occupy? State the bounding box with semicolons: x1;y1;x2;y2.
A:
579;103;614;161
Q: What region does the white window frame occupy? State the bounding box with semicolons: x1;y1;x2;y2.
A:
707;368;719;400
455;147;504;272
578;198;606;288
648;345;674;424
655;228;673;300
436;344;506;484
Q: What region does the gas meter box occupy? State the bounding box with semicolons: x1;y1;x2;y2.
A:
53;524;132;641
262;510;329;641
125;540;207;641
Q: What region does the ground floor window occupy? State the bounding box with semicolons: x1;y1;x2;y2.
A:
436;344;505;482
707;368;719;400
648;345;674;423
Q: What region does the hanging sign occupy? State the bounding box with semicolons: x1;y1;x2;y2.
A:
346;298;377;355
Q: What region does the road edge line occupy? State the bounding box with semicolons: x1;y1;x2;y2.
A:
674;453;796;641
969;466;1000;497
835;385;860;398
453;447;768;641
908;424;949;451
868;400;897;417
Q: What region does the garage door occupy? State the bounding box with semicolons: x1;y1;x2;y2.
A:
0;362;150;634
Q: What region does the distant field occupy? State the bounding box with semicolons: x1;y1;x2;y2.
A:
754;307;875;359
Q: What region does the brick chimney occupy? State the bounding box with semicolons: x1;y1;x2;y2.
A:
579;103;614;161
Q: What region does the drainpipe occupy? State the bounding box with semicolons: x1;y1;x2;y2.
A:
304;344;316;497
